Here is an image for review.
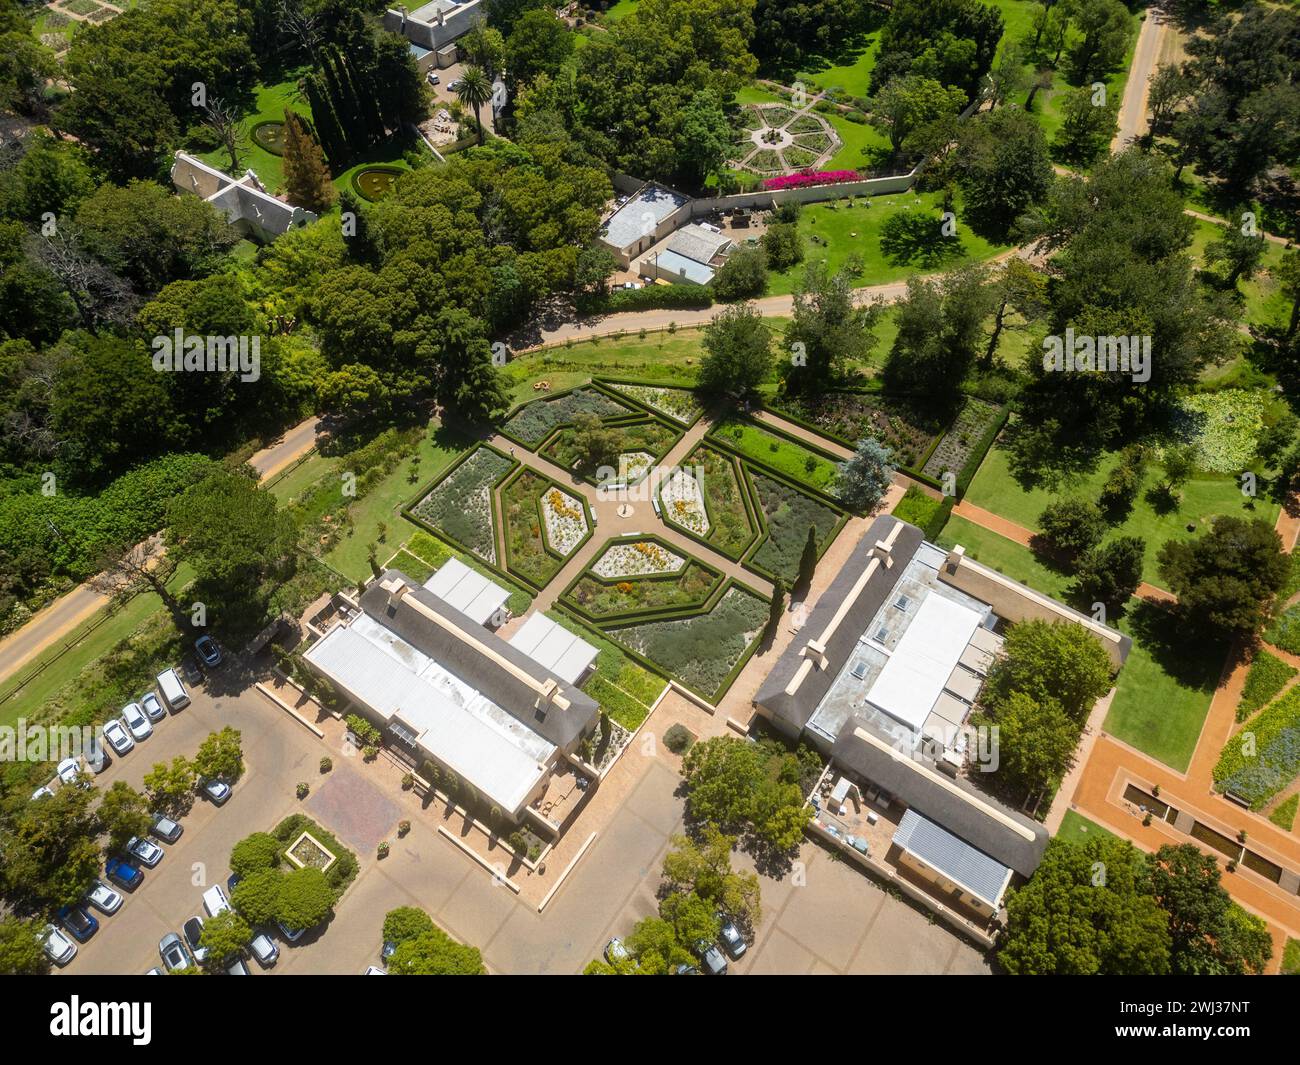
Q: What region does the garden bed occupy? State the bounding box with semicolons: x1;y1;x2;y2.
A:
410;445;515;565
747;470;845;582
501;385;633;448
540;415;680;483
592;540;686;578
1213;685;1300;809
566;558;723;620
665;446;758;559
711;416;842;494
605;382;705;425
500;469;588;587
921;398;1003;481
768;392;945;470
1237;649;1298;722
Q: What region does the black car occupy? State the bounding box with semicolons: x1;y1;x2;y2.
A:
180;655;203;686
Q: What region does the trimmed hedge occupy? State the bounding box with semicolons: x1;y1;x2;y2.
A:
272;814;359;895
892;485;954;541
1237;650;1298;722
577;285;713;314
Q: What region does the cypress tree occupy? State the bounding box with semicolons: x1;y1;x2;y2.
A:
282;110;337;214
303;76;348;168
765;577;786;639
796;525;819;591
339;190;379;266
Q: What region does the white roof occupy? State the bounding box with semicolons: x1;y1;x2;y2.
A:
866;594;982;732
422;558;510;626
508;613;598;685
304;616;553;813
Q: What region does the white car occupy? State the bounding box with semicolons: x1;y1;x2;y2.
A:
85;879;124;916
140;692;166;722
43;925;77;966
56;757;87;789
127;836;164;867
101;719;134;756
363;965;386;975
121;702;153;741
250;932;279;968
30;786;53;801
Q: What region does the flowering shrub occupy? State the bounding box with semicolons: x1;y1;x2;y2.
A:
761;170;862;190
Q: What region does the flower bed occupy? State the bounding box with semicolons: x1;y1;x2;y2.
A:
921;398;1003;479
1168;389;1266;474
607;383;704;425
784;145;819;169
1237;650;1298;722
541;485;588;557
1265;606;1300;656
411;446;513;564
501;470;579;586
593;540;686;578
788;115;824;135
677;447;758;558
659;466;711;538
762;170;861;190
619;451;656;484
540;416;679;481
567;558;722;620
769;393;944;469
611;586;768;700
1214;685;1300;809
749;471;843;581
792;130;833;154
502;386;631;447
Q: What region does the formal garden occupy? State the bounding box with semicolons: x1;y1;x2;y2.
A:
409;443;517;567
499;384;635;448
500;468;592;589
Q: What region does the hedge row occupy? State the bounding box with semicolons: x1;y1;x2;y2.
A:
577;284;713;314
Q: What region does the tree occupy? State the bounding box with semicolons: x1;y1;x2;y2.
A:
282;110;337;214
660;827;761;927
839;438;895;513
198;909;252;966
276;867;334;929
0;4;56;115
97;781;152;853
1277;250;1300;340
711;243;768;302
194;727;243;782
1053;84;1119;165
1037;496;1105;561
871;75;966;154
1157;517;1288;638
0;785;102;907
985;38;1029;109
382;906;435;946
201;95;247;173
983;619;1113;720
1147;844;1271;975
761;222;803;271
317;363;388;417
796;524;819;592
338;190;379;267
679;737;809;854
1099;445;1146;519
659;890;721;949
1148;64;1194;135
978;690;1076;797
1067;0;1132;82
982;257;1048;367
455;66;494;145
1205;213;1266;287
231;868;284;926
569;412;621;473
999;836;1171;974
144;756;196;811
618;916;694;974
698;303;772;400
1071;536;1146;616
0;916;48;975
26;227;136;335
463;18;508;79
764;577;786;641
783;263;880;393
230;832;282;876
872;0;1005;101
883;265;992;396
388;928;485;974
956;107;1054;239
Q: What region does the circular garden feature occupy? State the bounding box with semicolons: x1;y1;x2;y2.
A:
250;120;286;156
352;166;405;202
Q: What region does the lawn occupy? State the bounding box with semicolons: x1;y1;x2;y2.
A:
964;443;1279;589
195;66;313;196
1188;217;1293;331
764;190;1010;297
1056;809;1119;846
936;515;1221;770
712;417;842;492
793;15;888;101
601;0;639;21
1284;937;1300;976
500;331;710;405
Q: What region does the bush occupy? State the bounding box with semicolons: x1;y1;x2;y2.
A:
761;222;803;271
710;244;768;302
319;756;333;773
1237;650;1298;721
296;782;309;799
345;714;381;746
663;723;695;754
230;832;283;876
383;906;434;945
578;285;713;315
1037;497;1106;561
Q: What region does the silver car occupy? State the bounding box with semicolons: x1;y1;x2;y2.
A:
249;932;279;968
141;692;166;722
44;925;77;966
159;932;191;972
718;916;747;959
85;879;124;915
150;813;183;844
127;836;164;867
102;718;134;756
121;702;153;741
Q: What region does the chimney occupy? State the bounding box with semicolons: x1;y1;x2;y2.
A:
802;639;828;670
944;544;965;574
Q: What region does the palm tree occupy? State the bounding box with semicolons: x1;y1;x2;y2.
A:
454;66;493;146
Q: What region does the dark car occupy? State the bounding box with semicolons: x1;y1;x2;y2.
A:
105;857;144;891
150;813;183;844
227;872;241;894
194;635;222;668
58;905;99;942
180;655;203;686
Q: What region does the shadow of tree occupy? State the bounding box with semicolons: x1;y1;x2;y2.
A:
879;211;966;268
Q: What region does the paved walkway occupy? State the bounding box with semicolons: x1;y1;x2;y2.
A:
1112;6;1168;150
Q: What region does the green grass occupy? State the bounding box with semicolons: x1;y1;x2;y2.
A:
1269;793;1298;832
795;25;885;101
195;67;313;196
1057;809;1118;846
936;514;1221;770
712;418;841;491
601;0;639;22
964;443;1279;590
1284;937;1300;975
819;107;893;172
1189;218;1292;330
764;190;1009;297
1237;649;1298;722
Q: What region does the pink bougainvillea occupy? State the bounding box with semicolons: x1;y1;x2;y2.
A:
760;170;863;190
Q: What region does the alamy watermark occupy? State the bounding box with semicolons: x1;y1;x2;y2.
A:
1043;327;1151;383
152;329;261;383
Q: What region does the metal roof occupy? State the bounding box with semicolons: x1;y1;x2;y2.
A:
602;184;689;251
666;224;731;264
653;249;714;285
892;808;1011;907
509;613;598;685
423;558;509;626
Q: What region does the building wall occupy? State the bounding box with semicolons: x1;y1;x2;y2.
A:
895;847;998;919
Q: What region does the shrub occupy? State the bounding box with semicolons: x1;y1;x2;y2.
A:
362;745;379;761
761;170;861;190
398;819;411;836
663;723;695;754
377;841;390;858
230;832;282;876
1214;685;1300;808
319;756;333;774
296;782;309;799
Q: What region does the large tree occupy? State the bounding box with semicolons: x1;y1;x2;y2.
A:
955;107;1053;239
838;438;895;513
387;927;485;974
282;111;337;214
883;265;992;397
871;0;1004;101
982;618;1113;721
699;303;773;400
783;263;881;393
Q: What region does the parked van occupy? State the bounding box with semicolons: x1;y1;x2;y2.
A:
156;668;190;711
202;884;230;917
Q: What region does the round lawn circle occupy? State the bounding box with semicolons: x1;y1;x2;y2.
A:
250;120;286;156
352;166;405;202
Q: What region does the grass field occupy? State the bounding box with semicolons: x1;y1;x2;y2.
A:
195;67;313;196
1188;217;1292;330
964;444;1279;589
1057;809;1119;846
937;514;1222;770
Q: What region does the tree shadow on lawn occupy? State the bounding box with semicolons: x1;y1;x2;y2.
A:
1125;597;1239;693
879;211;966;269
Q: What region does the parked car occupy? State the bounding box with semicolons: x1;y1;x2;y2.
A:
203;779;232;805
159;932;192;972
126;836;164;868
202;884;230;917
156;667;190;711
56;757;87;789
277;921;306;943
44;925;78;966
183;916;208;964
105;857;144;891
101;718;134;756
121;701;152;741
718;916;747;959
604;938;629;964
448;79;463;92
227;872;241;894
225;956;250;975
140;692;166;722
363;965;386;975
150;813;183;844
58;905;99;942
249;932;279;968
195;635;222;668
426;71;439;85
30;786;52;801
85;879;124;916
85;736;107;774
382;940;397;960
180;655;203;686
144;967;162;975
699;943;728;975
